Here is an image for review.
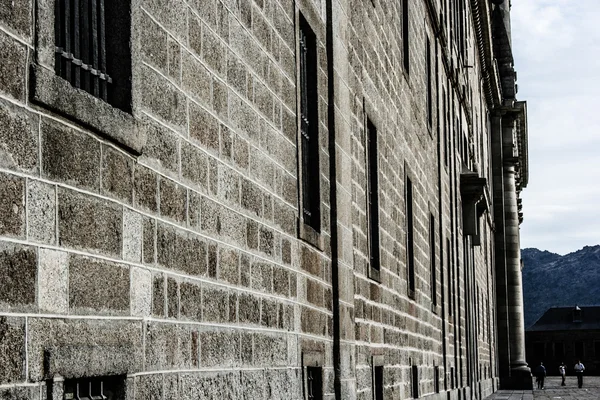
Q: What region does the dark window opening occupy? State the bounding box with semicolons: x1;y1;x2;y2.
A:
426;37;432;126
367;118;380;271
406;176;415;296
374;365;383;400
447;238;452;316
63;375;126;400
450;367;455;389
430;213;437;307
411;365;419;398
575;341;584;358
299;15;321;232
55;0;132;111
402;0;409;73
306;366;323;400
434;366;440;393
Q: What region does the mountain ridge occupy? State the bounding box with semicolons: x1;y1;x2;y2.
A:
522;245;600;328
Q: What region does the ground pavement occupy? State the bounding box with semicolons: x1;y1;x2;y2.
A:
484;376;600;400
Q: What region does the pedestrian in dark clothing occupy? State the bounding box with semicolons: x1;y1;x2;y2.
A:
574;360;585;388
559;362;566;386
535;362;546;389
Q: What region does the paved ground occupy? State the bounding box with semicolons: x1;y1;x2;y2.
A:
485;377;600;400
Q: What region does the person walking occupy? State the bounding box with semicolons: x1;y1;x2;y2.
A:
574;360;585;388
535;362;546;389
559;362;566;386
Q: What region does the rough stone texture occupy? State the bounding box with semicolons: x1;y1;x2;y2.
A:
0;30;27;101
102;145;134;204
27;180;56;244
144;322;197;370
69;255;130;314
41;119;101;192
0;242;36;308
130;266;152;316
0;316;25;384
134;164;158;212
123;209;143;262
152;274;165;317
0;172;25;238
159;177;187;223
27;318;143;380
38;249;68;313
0;99;38;173
0;386;40;400
0;0;32;38
157;222;207;276
179;371;241;400
134;374;163;400
58;188;123;257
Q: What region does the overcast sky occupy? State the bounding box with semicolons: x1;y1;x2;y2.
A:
510;0;600;255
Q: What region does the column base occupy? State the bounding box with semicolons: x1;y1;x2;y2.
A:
499;367;533;390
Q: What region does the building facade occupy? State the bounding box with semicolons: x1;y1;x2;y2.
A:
0;0;529;398
526;306;600;376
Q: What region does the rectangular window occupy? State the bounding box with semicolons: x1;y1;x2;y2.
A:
373;365;383;400
62;375;125;400
426;37;432;126
55;0;131;110
447;238;452;316
411;365;419;398
430;213;437;307
299;15;321;232
402;0;409;73
434;366;440;393
305;366;323;400
367;118;380;273
443;89;448;166
406;176;415;296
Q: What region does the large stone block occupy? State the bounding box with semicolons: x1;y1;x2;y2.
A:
0;31;27;101
134;164;158;212
28;318;143;380
241;370;265;400
189;101;220;153
166;277;179;319
201;283;228;323
181;141;209;193
140;65;186;130
68;255;130;314
27;180;55;244
253;332;288;367
152;274;165;317
123;209;142;262
182;50;213;107
0;99;38;173
265;368;301;400
159;177;187;223
141;120;180;177
200;328;240;367
139;12;168;71
38;249;68;313
218;246;239;285
41;119;101;192
0;386;39;400
143;217;156;264
238;292;260;325
157;223;207;276
101;145;134;204
0;172;25;238
58;188;122;257
0;242;36;308
179;280;202;321
0;316;25;384
130;267;152;316
179;371;241;400
0;0;32;38
134;374;162;400
144;322;197;370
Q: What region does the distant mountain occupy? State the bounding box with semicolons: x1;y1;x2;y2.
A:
521;245;600;328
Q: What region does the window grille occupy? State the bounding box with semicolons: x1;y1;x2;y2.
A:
55;0;112;102
299;16;321;232
367;119;380;271
306;366;323;400
63;375;125;400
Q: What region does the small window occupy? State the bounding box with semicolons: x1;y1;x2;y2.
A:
426;37;432;126
447;238;452;316
373;365;383;400
429;213;436;307
62;375;126;400
54;0;131;111
402;0;410;73
411;365;419;398
434;366;440;393
305;366;323;400
406;176;415;296
298;15;321;233
367;118;380;274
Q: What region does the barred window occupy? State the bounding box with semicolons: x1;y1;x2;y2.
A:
55;0;131;111
305;366;323;400
62;375;125;400
299;14;321;232
367;118;380;272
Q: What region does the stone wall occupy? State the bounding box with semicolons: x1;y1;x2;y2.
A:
0;0;525;398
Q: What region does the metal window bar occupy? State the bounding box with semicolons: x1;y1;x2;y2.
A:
306;367;323;400
55;0;112;101
299;26;311;225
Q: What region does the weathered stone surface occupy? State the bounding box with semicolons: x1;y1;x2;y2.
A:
189;101;220;153
139;11;167;71
143;216;156;264
251;261;272;293
0;172;25;238
238;292;260;325
0;99;38;173
140;65;186;130
0;31;27;101
141;120;180;177
42;119;101;192
27;180;55;244
123;209;143;262
166;277;179;318
134;374;162;400
58;188;122;256
168;38;181;82
218;246;239;285
265;368;300;399
38;249;68;313
157;223;207;276
241;370;265;400
202;283;228;323
179;371;241;400
69;255;130;314
181;141;209;192
0;0;32;38
179;280;201;321
102;145;134;204
130;267;152;316
182;50;212;106
152;274;165;317
0;316;25;384
28;318;143;380
159;177;187;223
134;165;158;213
200;329;240;367
144;322;197;370
0;385;39;400
0;243;36;308
253;332;287;367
